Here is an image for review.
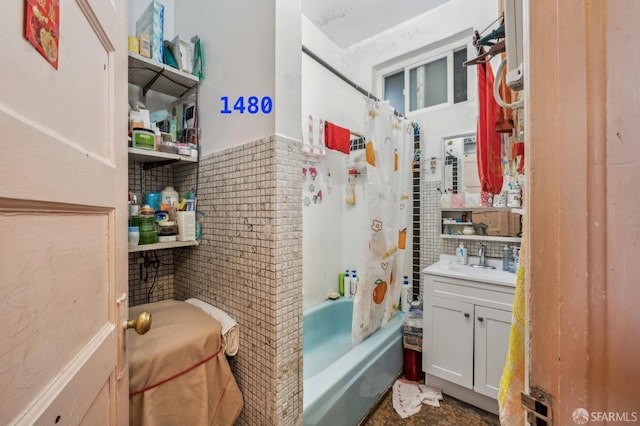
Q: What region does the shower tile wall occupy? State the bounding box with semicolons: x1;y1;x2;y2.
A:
420;181;442;295
173;135;303;426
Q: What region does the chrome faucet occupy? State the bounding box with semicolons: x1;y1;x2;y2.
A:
478;243;487;267
470;243;495;269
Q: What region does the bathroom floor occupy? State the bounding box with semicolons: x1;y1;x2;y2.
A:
363;386;500;426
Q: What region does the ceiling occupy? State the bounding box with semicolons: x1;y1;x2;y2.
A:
302;0;451;48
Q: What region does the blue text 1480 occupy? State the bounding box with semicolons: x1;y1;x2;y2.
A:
220;96;273;114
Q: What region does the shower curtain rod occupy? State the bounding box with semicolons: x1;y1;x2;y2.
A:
302;45;407;120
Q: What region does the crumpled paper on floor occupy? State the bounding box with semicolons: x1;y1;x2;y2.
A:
392;378;443;419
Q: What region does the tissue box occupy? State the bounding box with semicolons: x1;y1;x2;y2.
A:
136;0;164;63
177;211;196;241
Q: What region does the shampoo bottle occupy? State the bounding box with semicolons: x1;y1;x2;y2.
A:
502;245;510;271
349;270;357;298
457;243;468;265
338;271;346;297
513;247;520;272
401;276;411;313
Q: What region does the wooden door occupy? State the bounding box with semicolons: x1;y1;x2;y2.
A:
528;0;640;423
0;1;128;424
473;305;511;399
424;296;474;388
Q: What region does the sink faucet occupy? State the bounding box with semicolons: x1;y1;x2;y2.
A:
478;243;487;267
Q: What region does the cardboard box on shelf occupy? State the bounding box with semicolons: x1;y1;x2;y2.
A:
138;33;151;58
136;0;164;63
177;211;196;241
471;210;521;237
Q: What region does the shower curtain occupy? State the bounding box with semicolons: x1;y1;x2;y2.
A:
352;100;413;347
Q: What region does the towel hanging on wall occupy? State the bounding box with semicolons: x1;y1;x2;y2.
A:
325;121;351;154
301;113;327;157
476;60;504;195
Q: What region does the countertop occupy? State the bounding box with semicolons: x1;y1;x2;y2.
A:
422;254;517;287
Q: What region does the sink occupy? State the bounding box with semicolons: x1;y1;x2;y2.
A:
423;259;516;287
469;263;496;269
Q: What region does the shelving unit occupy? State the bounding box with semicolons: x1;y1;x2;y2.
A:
128;240;198;253
127;52;200;253
441;207;522;242
441;234;522;243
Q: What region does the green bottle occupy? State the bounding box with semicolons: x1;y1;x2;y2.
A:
339;270;348;297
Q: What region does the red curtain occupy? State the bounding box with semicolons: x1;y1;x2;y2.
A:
476;60;504;194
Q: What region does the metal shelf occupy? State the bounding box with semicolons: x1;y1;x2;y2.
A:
128;52;199;97
128;147;196;163
128;240;198;253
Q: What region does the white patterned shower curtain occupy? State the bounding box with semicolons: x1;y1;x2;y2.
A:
352;100;414;347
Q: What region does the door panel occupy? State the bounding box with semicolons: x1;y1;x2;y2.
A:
473;306;511;399
0;0;127;423
0;211;109;417
424;296;474;388
1;2;113;161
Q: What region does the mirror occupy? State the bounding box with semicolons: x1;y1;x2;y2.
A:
440;133;523;238
443;134;480;194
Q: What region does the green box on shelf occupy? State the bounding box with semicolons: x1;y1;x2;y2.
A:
132;129;156;150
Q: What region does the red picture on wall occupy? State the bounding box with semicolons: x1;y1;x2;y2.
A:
25;0;60;69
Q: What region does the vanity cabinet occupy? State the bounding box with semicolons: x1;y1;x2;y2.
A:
423;271;514;413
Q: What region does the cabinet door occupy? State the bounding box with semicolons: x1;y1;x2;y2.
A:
424;296;474;388
473;305;512;399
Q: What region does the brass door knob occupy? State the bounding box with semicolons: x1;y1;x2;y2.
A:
126;311;152;335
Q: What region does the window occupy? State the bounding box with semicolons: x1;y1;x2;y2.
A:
410;57;448;110
381;45;468;113
453;48;468;103
384;71;405;115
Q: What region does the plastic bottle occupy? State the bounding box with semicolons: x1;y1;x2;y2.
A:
128;226;140;247
401;276;411;313
349;271;357;298
508;247;516;272
130;193;139;217
502;245;510;271
338;271;346;297
161;186;179;207
409;300;423;319
513;247;520;272
457;243;468;265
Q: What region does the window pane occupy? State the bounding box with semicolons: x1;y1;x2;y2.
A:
453;48;468;103
409;57;447;111
384;71;405;115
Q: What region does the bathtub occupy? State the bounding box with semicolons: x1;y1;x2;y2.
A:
303;298;404;425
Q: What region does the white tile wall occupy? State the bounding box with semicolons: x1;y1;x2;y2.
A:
173;135;303;425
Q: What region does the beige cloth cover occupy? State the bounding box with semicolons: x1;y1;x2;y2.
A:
128;300;243;426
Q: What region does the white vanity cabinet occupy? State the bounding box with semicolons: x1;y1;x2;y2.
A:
422;267;514;414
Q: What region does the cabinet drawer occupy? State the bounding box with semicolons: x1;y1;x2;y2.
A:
427;274;514;311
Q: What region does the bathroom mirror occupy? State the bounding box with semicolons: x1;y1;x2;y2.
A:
441;133;522;237
442;133;480;194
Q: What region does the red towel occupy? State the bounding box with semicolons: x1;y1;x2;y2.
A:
325;121;350;154
476;60;504;194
